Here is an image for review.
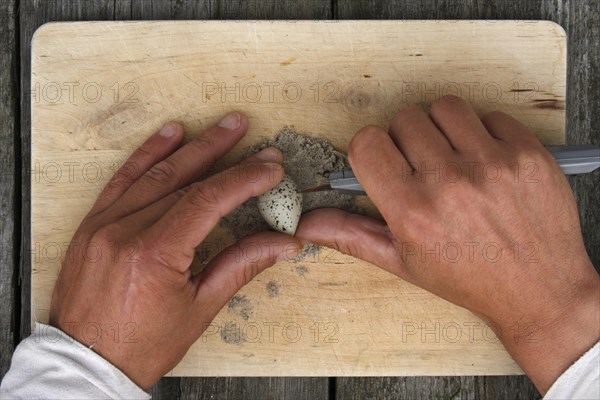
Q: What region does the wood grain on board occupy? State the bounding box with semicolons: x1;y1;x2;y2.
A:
30;20;566;377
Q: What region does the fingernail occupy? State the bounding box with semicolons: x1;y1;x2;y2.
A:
253;147;280;162
159;123;179;137
218;112;241;130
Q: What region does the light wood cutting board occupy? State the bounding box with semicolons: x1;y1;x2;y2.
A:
31;21;566;376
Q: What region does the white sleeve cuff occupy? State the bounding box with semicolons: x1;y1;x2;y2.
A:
0;323;151;399
545;340;600;400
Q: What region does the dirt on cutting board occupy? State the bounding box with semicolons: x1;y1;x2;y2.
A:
266;280;280;297
221;127;362;240
227;295;253;321
221;321;245;345
294;265;309;277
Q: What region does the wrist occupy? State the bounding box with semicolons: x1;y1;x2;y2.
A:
496;271;599;394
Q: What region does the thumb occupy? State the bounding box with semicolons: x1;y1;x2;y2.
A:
193;232;302;317
295;209;404;277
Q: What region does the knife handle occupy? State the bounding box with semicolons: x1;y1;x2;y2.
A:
547;145;600;175
330;145;600;196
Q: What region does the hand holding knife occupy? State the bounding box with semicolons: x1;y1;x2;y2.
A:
301;145;600;196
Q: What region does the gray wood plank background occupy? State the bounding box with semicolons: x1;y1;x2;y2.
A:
2;0;597;399
0;0;18;380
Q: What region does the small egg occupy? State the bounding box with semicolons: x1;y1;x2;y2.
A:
257;175;302;235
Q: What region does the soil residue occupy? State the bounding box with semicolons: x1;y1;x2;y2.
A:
295;265;309;277
290;242;320;263
227;295;252;321
220;127;362;240
221;321;245;345
266;280;280;298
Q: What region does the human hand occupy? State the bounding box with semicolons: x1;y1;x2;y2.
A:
49;113;301;390
296;97;600;393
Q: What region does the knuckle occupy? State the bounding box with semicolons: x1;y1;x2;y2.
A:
393;104;422;122
141;236;193;271
144;159;179;187
105;174;123;193
386;234;410;276
116;161;140;185
430;95;464;116
89;223;122;247
473;146;500;163
481;110;507;124
240;263;260;287
189;136;214;153
403;202;441;235
242;162;282;187
515;147;551;168
175;186;192;198
187;182;222;213
514;127;545;149
350;125;385;156
132;142;153;160
148;247;176;269
79;214;104;234
104;162;139;194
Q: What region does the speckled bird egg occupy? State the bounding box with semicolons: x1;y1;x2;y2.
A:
257;175;302;235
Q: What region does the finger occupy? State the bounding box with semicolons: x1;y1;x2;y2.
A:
481;111;544;149
348;125;422;223
114;148;284;238
109;112;250;218
428;96;497;153
295;209;404;277
88;122;184;216
112;189;189;239
141;161;284;272
388;105;454;166
193;232;302;317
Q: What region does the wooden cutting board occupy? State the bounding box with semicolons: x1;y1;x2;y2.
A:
31;21;566;376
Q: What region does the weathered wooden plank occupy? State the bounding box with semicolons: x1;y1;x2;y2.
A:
335;0;543;19
335;377;475;400
179;377;329;400
0;0;18;380
219;0;332;19
116;0;215;20
474;376;541;400
127;0;175;19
